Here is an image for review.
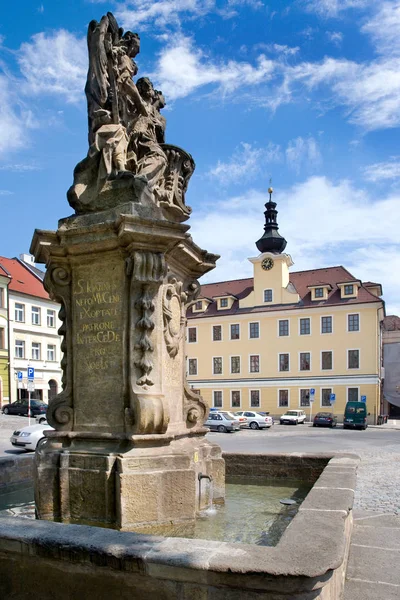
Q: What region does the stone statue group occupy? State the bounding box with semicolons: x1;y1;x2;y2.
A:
68;12;194;221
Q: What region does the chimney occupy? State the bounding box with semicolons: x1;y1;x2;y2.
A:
19;253;35;265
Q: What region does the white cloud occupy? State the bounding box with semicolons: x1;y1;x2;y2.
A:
207;142;282;184
0;76;34;156
0;190;13;195
326;31;343;46
116;0;216;30
363;159;400;182
190;176;400;314
18;30;87;103
153;35;276;99
361;1;400;56
0;163;41;172
286;136;322;173
305;0;370;18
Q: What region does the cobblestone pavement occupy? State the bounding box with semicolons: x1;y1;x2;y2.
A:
344;450;400;514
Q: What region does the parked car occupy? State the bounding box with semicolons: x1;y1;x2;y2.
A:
280;410;307;425
313;412;337;428
1;399;47;417
35;415;48;424
10;423;54;451
204;411;241;433
234;411;273;429
343;401;369;430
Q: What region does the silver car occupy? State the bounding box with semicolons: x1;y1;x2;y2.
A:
10;423;53;451
204;411;241;433
234;411;273;430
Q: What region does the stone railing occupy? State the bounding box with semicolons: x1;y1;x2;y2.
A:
0;452;359;599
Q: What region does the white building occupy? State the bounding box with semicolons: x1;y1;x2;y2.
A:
0;254;63;405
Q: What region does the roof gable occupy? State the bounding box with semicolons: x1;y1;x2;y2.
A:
0;257;49;300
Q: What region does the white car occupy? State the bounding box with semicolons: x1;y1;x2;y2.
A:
10;423;54;451
234;411;273;430
280;410;307;425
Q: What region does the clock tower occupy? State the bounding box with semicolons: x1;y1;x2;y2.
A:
240;187;299;308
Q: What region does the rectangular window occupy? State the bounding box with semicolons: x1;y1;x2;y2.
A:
348;314;359;331
0;288;4;308
15;340;25;359
31;306;41;326
250;390;260;408
188;327;197;343
300;352;311;371
47;309;56;328
0;328;4;349
279;353;289;372
348;388;359;402
300;318;310;335
194;300;202;310
321;351;333;370
348;349;360;369
230;324;240;340
249;322;259;339
321;388;332;407
32;342;41;361
213;357;222;375
300;389;310;407
220;298;228;308
279;390;289;407
279;319;289;336
231;390;241;408
212;325;222;341
264;289;273;302
231;356;240;373
321;316;332;333
213;391;222;408
344;284;354;295
15;303;25;322
47;344;56;361
249;355;260;373
188;358;197;375
315;287;324;298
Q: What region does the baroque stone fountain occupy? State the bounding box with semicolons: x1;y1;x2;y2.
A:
30;11;225;533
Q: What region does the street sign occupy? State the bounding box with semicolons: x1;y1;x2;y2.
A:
310;388;315;395
361;395;366;403
27;367;35;381
330;393;336;403
27;381;35;392
17;371;23;380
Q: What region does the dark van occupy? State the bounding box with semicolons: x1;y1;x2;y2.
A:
343;402;369;430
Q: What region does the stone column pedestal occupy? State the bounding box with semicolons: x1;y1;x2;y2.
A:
31;201;225;533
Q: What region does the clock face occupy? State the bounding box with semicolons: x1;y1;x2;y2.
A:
261;258;274;271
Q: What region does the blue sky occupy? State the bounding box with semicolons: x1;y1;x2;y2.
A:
1;0;400;314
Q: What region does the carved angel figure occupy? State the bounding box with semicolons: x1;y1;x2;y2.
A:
67;11;194;220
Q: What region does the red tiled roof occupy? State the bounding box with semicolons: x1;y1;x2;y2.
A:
190;266;382;319
0;257;49;300
383;315;400;331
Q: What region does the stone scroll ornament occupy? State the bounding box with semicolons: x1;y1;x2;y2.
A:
43;265;74;431
125;251;169;434
67;11;195;221
175;279;209;429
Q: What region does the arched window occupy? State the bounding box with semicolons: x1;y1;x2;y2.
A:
48;379;58;401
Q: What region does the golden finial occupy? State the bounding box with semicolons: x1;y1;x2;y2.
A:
268;178;273;196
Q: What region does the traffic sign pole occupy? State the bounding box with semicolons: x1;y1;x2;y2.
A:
28;391;31;426
309;389;315;423
27;367;35;426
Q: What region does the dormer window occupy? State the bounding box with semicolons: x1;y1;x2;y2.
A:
263;289;273;303
344;285;354;296
195;300;202;310
220;298;228;308
337;280;360;299
308;284;332;301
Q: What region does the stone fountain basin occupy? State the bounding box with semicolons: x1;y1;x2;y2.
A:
0;452;359;599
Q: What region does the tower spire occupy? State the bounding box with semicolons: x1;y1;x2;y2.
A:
255;185;287;254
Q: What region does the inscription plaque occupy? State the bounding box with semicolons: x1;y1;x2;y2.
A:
73;260;125;430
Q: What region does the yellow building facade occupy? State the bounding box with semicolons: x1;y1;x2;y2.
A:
186;191;385;423
0;266;11;404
